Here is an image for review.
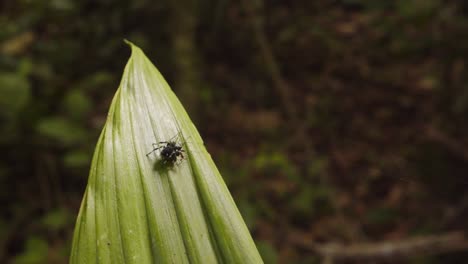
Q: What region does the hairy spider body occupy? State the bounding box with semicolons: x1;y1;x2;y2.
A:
159;142;184;164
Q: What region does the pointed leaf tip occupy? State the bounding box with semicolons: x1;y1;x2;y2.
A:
123;39;141;56
123;39;134;47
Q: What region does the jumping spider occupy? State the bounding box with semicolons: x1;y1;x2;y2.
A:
146;134;185;166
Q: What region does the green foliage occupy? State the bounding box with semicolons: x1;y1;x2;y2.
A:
253;151;299;181
291;186;331;217
0;72;30;118
36;117;87;145
63;89;92;120
365;207;399;226
63;150;92;169
396;0;441;19
41;208;72;232
12;237;49;264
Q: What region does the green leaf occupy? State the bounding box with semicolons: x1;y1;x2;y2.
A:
36;117;87;145
41;208;71;231
63;89;92;120
0;72;30;118
70;41;263;263
13;237;49;264
63;150;91;168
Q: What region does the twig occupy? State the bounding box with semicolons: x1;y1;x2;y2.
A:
289;231;468;261
424;125;468;162
169;0;202;119
242;0;296;118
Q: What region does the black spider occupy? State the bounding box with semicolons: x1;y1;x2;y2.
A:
146;135;185;166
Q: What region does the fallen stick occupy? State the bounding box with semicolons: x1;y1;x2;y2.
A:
290;231;468;261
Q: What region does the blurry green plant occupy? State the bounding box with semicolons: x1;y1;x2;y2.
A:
12;237;48;264
0;72;30;119
70;41;263;263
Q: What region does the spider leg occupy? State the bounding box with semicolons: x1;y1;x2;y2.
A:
146;149;156;156
175;156;183;165
174;151;185;165
146;145;164;156
165;132;181;144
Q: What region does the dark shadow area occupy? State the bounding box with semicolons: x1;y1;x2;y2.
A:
152;158;178;173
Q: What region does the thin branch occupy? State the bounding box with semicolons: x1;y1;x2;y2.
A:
169;0;202;119
424;125;468;162
289;231;468;261
242;0;296;118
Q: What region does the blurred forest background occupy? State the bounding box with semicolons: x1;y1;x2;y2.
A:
2;0;468;263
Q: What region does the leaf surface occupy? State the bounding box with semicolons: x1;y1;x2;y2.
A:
70;41;263;264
